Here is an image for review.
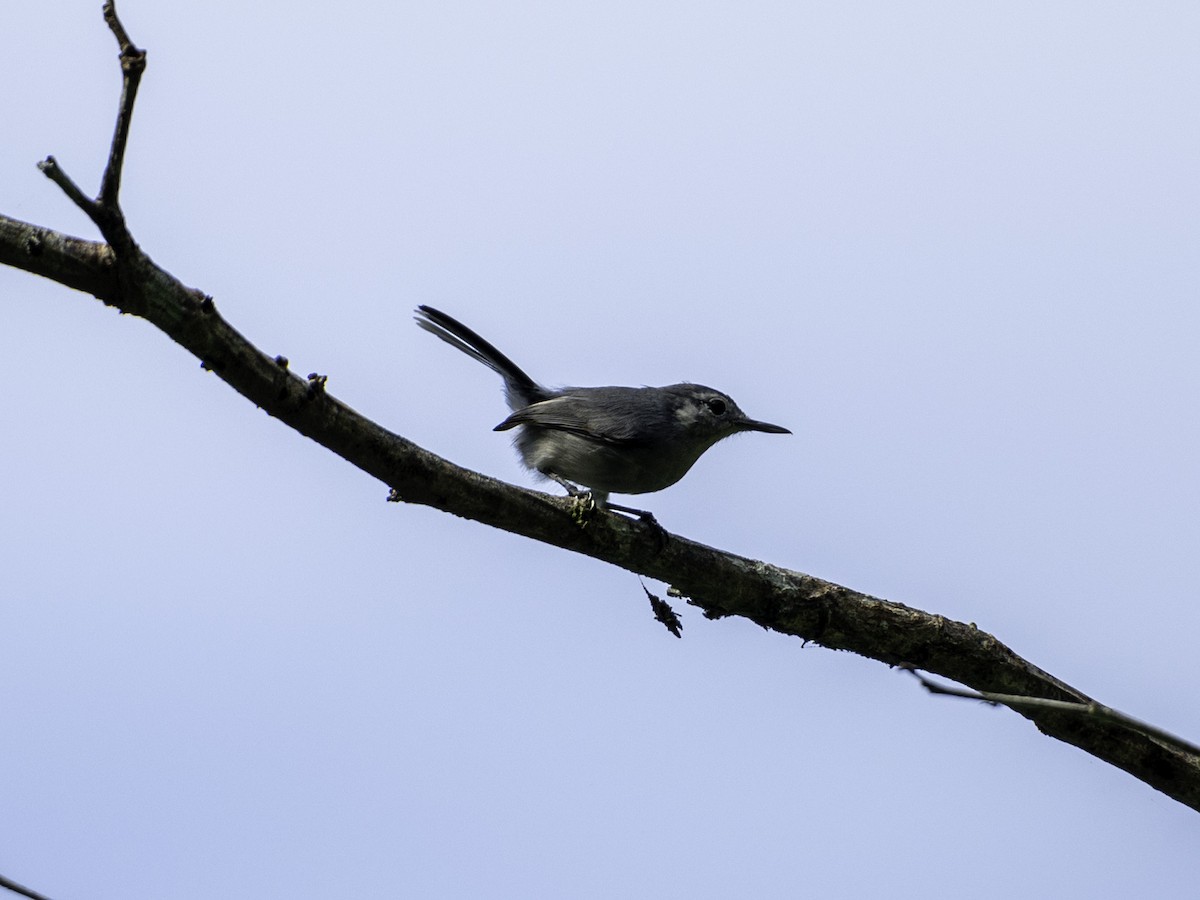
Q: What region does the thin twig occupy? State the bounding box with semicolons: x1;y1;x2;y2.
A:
907;668;1200;758
36;157;97;218
98;0;146;207
0;871;54;900
102;0;138;51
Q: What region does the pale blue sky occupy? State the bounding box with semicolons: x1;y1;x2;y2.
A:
2;2;1198;897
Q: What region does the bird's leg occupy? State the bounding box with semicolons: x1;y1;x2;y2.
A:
547;472;586;497
545;476;666;544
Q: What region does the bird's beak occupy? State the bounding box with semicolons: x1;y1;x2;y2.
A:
739;418;791;435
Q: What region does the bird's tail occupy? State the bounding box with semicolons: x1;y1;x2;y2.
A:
415;305;548;409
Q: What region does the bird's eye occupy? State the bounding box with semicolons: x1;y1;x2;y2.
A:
705;397;727;416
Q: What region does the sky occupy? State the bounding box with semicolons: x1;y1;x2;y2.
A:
2;2;1198;897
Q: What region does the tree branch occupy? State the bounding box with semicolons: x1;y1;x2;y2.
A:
32;1;143;250
0;214;118;302
98;0;145;209
0;871;54;900
907;669;1200;759
3;3;1199;816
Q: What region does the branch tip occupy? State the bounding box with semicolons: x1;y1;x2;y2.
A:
907;670;1200;757
98;0;146;211
37;156;97;216
103;1;143;58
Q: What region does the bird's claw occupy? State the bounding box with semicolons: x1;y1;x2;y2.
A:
569;492;598;527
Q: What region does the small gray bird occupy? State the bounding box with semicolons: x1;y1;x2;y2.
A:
415;305;790;517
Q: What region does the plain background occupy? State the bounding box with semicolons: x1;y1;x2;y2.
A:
2;2;1198;897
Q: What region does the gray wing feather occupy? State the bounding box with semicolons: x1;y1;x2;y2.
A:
494;392;657;445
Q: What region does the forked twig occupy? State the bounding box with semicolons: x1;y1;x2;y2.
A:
37;0;145;236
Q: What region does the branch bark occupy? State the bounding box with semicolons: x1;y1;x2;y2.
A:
4;2;1199;816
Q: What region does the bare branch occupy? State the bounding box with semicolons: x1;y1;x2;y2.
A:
99;0;146;208
906;669;1200;758
0;214;118;301
35;156;98;219
36;2;144;243
0;870;55;900
102;0;139;54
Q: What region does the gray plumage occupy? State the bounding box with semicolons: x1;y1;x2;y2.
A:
415;305;790;510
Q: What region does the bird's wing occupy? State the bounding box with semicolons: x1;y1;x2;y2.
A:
494;394;653;445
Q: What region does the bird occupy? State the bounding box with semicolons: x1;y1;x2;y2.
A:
415;305;790;518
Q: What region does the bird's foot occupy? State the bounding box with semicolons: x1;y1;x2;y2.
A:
604;501;669;549
568;491;598;527
546;475;598;527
